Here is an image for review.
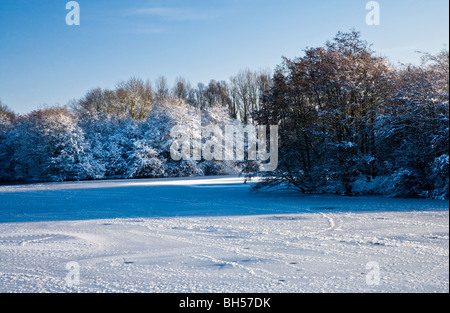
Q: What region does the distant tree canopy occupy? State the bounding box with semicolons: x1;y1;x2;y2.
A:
0;31;448;199
71;70;272;123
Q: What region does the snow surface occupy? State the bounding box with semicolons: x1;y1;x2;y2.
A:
0;176;448;293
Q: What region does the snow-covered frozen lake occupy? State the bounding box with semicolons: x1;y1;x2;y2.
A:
0;176;448;292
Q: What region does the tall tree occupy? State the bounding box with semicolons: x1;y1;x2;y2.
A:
254;31;393;194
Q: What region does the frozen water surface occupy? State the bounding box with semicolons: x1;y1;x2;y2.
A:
0;176;448;292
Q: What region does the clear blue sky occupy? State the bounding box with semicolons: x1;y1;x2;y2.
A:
0;0;448;114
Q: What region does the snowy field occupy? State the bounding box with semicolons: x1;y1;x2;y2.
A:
0;176;448;293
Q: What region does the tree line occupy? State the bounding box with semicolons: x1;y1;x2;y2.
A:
0;30;448;199
71;68;271;124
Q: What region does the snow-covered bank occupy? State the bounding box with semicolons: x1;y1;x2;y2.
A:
0;211;448;293
0;177;448;293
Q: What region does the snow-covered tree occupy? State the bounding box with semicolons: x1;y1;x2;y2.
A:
0;101;16;181
8;107;92;182
129;140;166;178
253;31;391;194
252;31;448;199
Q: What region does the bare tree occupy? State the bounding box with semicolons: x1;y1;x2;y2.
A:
154;76;170;103
172;76;191;101
116;77;153;120
196;82;207;109
230;69;271;124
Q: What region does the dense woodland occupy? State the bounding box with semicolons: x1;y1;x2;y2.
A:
0;31;448;199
